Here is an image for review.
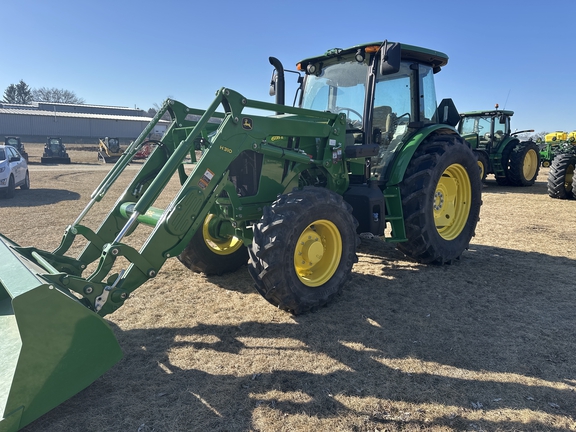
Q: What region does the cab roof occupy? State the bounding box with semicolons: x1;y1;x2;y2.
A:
460;110;514;117
298;41;449;69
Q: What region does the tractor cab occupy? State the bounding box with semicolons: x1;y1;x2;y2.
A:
271;42;457;183
458;109;513;152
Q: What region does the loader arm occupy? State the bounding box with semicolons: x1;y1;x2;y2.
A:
0;87;353;431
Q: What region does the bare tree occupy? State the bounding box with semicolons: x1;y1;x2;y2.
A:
32;87;85;104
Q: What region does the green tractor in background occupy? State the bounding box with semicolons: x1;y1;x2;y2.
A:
458;107;540;185
544;131;576;199
0;40;482;431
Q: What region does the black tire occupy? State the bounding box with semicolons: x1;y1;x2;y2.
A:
20;171;30;190
474;150;489;182
248;187;359;314
178;214;248;275
5;175;16;198
547;154;576;199
397;134;482;264
495;143;513;185
508;141;541;186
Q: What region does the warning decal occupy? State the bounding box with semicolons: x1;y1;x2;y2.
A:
198;168;215;189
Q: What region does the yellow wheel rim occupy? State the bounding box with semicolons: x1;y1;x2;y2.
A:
202;214;243;256
523;149;539;180
477;160;485;180
542;160;550;168
293;220;342;287
434;163;472;241
565;164;574;193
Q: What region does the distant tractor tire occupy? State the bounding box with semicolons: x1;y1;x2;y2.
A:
495;143;513;186
178;213;248;275
397;135;482;264
248;187;359;314
474;150;489;181
508;141;540;186
547;154;576;199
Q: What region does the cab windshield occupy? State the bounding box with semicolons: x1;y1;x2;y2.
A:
301;59;368;124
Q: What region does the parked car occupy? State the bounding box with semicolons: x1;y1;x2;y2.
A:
0;145;30;198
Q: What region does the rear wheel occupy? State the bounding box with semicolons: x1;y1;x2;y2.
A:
508;141;540;186
397;135;482;264
547;154;576;199
178;213;248;275
248;187;359;314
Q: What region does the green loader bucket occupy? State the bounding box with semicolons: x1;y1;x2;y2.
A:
0;235;123;432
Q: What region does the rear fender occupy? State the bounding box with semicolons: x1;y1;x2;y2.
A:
386;124;459;186
494;137;519;156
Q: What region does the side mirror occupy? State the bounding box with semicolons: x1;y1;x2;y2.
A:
380;42;401;76
499;115;506;124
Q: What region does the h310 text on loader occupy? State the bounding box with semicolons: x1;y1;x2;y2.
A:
0;40;481;431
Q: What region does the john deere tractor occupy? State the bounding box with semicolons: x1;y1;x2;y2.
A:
545;131;576;199
0;40;481;431
458;108;540;185
41;137;71;164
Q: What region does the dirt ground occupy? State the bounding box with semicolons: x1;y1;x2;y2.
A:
2;145;576;431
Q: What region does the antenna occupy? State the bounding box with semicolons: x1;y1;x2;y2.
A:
503;89;511;110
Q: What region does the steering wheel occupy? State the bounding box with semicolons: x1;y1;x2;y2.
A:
336;107;363;122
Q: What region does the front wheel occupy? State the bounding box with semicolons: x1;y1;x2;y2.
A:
178;213;248;275
248;187;359;314
474;150;489;182
508;141;540;186
397;135;482;264
547;154;576;199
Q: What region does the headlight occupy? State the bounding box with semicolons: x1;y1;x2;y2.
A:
0;167;5;173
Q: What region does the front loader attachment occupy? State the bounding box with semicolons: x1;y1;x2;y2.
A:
0;235;122;432
0;88;347;430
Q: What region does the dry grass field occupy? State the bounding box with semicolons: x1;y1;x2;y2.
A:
2;144;575;431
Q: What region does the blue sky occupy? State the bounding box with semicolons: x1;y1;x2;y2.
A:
3;0;574;133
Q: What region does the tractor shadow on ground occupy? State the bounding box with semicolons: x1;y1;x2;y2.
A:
481;178;549;195
25;242;576;431
0;188;80;207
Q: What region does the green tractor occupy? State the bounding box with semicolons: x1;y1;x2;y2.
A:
0;40;481;431
545;131;576;199
4;137;29;162
458;108;540;185
41;137;71;164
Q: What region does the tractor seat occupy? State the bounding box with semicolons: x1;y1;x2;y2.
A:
372;106;395;147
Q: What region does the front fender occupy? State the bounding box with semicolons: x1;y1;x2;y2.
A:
386;124;459;185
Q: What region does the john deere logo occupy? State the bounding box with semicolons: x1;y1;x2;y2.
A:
242;118;253;130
